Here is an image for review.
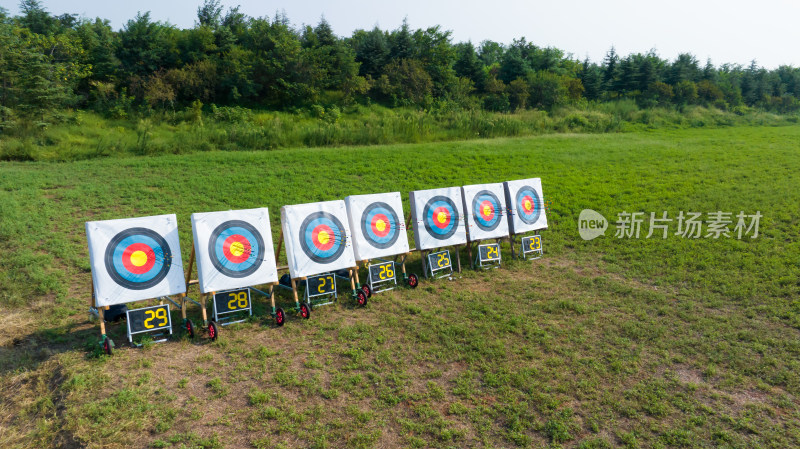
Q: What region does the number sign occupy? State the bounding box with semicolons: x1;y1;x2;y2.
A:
368;261;396;284
127;304;172;334
213;288;250;314
306;273;336;296
478;243;501;262
427;250;452;271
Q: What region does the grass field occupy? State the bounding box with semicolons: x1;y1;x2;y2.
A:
1;125;799;448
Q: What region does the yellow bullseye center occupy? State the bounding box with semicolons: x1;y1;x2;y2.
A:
230;241;245;257
524;199;532;211
318;230;330;244
376;219;386;232
437;212;447;224
483;205;492;216
130;250;148;267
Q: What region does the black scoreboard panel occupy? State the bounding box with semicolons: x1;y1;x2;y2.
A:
127;304;171;334
369;261;396;283
428;250;452;270
479;243;500;261
522;235;542;253
213;288;251;314
307;273;336;295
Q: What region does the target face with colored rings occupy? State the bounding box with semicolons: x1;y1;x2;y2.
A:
208;220;264;278
516;186;542;225
300;212;347;264
360;202;400;249
472;190;502;231
104;227;172;290
423;195;460;240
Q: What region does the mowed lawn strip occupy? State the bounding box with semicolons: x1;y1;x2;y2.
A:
0;125;798;448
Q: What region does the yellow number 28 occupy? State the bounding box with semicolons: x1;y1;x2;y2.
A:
227;291;248;310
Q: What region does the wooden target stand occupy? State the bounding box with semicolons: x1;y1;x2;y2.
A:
354;250;420;298
176;244;280;341
90;286;178;355
269;230;368;326
407;213;463;280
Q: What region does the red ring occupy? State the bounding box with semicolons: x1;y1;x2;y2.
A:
370;213;391;238
479;200;496;221
311;224;335;251
122;243;156;274
521;195;536;214
222;234;251;264
431;206;452;229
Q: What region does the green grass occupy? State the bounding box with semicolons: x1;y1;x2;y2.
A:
1;125;799;448
0;102;796;161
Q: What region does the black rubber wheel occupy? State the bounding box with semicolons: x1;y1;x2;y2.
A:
356;290;368;307
208;321;219;341
102;338;113;355
407;273;419;289
275;308;286;326
300;302;311;319
185;319;195;339
362;284;372;298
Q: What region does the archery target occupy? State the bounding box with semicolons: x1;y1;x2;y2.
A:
462;183;510;241
191;208;278;294
504;178;548;234
86;214;185;307
345;192;410;260
409;187;467;250
281;200;356;279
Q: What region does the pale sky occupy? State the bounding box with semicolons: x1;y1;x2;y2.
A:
5;0;799;69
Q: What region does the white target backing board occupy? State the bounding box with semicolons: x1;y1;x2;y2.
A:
462;183;510;241
344;192;410;261
504;178;548;234
409;187;467;251
191;208;279;294
281;200;356;279
86;214;185;307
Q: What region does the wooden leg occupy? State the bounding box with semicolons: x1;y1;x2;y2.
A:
349;268;357;291
455;246;462;273
270;285;276;311
467;242;474;269
275;230;283;263
510;235;516;259
181;296;187;319
353;267;361;286
200;294;208;325
421;251;428;278
291;278;300;307
98;307;107;336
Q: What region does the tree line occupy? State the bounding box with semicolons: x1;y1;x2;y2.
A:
2;0;800;122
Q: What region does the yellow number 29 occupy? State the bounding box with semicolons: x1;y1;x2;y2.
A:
143;307;168;329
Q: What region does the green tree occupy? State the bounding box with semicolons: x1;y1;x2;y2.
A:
118;12;180;77
196;0;223;28
453;42;485;91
